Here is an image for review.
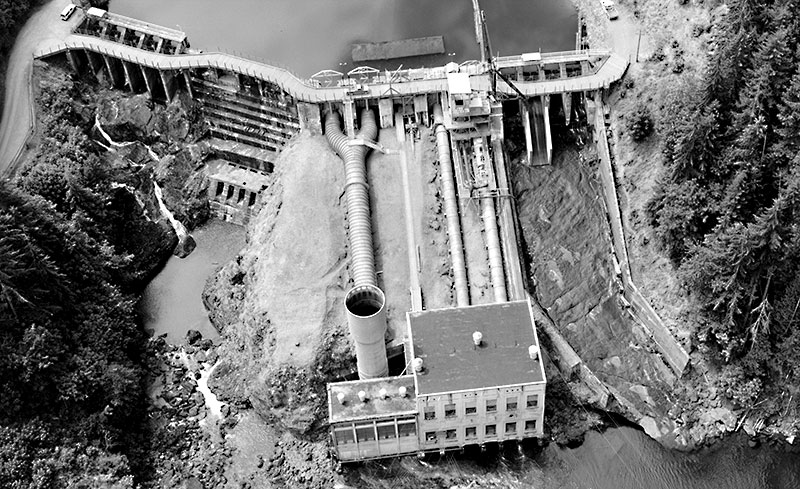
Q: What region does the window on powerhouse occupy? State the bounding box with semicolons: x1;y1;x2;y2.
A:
506;422;517;434
356;424;376;442
465;426;477;438
527;394;539;408
398;420;416;437
334;427;355;445
486;424;497;436
377;423;396;440
486;399;497;413
446;429;457;440
424;406;436;420
525;419;537;432
445;403;456;418
506;398;518;411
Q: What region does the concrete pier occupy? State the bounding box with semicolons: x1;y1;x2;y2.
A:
182;71;194;98
139;64;156;98
521;100;534;165
342;100;357;137
159;69;176;102
298;102;322;135
543;95;552;164
66;49;81;73
122;59;144;93
102;54;124;89
563;92;572;126
85;50;106;82
378;99;394;128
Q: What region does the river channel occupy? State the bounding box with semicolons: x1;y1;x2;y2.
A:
138;219;244;344
123;0;800;486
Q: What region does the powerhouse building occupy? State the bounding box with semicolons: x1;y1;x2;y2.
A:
327;300;546;461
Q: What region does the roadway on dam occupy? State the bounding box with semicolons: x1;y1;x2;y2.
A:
35;34;629;102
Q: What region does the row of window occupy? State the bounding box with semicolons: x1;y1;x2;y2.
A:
424;420;538;443
424;394;539;420
333;419;417;445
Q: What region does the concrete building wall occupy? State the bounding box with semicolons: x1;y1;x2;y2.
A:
330;415;419;462
416;383;545;450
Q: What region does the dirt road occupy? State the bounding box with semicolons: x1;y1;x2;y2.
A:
0;0;74;178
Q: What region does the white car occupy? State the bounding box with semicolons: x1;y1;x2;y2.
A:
601;0;620;20
60;3;77;21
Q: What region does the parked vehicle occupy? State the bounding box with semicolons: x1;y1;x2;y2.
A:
60;3;77;21
601;0;620;20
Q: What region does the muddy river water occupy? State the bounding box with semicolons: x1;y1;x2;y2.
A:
138;220;244;344
126;0;800;486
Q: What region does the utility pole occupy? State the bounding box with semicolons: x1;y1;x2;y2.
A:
635;29;642;62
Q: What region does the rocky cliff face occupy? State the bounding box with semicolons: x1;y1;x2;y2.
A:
93;90;210;231
204;132;356;433
95;92;192;144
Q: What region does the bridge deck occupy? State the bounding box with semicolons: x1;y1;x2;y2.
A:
36;34;628;103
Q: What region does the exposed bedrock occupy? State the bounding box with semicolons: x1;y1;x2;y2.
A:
513;147;684;447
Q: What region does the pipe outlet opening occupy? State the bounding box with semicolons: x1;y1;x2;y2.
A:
345;285;386;318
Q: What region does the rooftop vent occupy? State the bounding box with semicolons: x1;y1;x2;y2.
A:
399;386;408;397
336;392;346;405
528;345;539;361
413;357;424;373
379;388;388;399
473;331;483;346
358;390;368;403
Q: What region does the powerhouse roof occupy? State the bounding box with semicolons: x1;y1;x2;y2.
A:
408;300;544;396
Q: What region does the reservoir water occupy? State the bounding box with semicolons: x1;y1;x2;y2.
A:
110;0;578;77
122;0;800;485
138;220;245;344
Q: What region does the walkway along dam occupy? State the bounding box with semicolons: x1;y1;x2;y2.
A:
31;5;689;461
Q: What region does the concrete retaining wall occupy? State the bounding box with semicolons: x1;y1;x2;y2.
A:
591;92;689;376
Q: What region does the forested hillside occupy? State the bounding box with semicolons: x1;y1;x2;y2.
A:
646;0;800;408
0;0;37;55
0;64;176;487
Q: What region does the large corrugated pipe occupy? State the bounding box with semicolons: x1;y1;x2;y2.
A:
482;193;507;302
345;285;389;379
326;108;387;379
432;105;470;307
325;109;378;287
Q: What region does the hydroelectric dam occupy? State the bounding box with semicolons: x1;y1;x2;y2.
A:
33;2;638;462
